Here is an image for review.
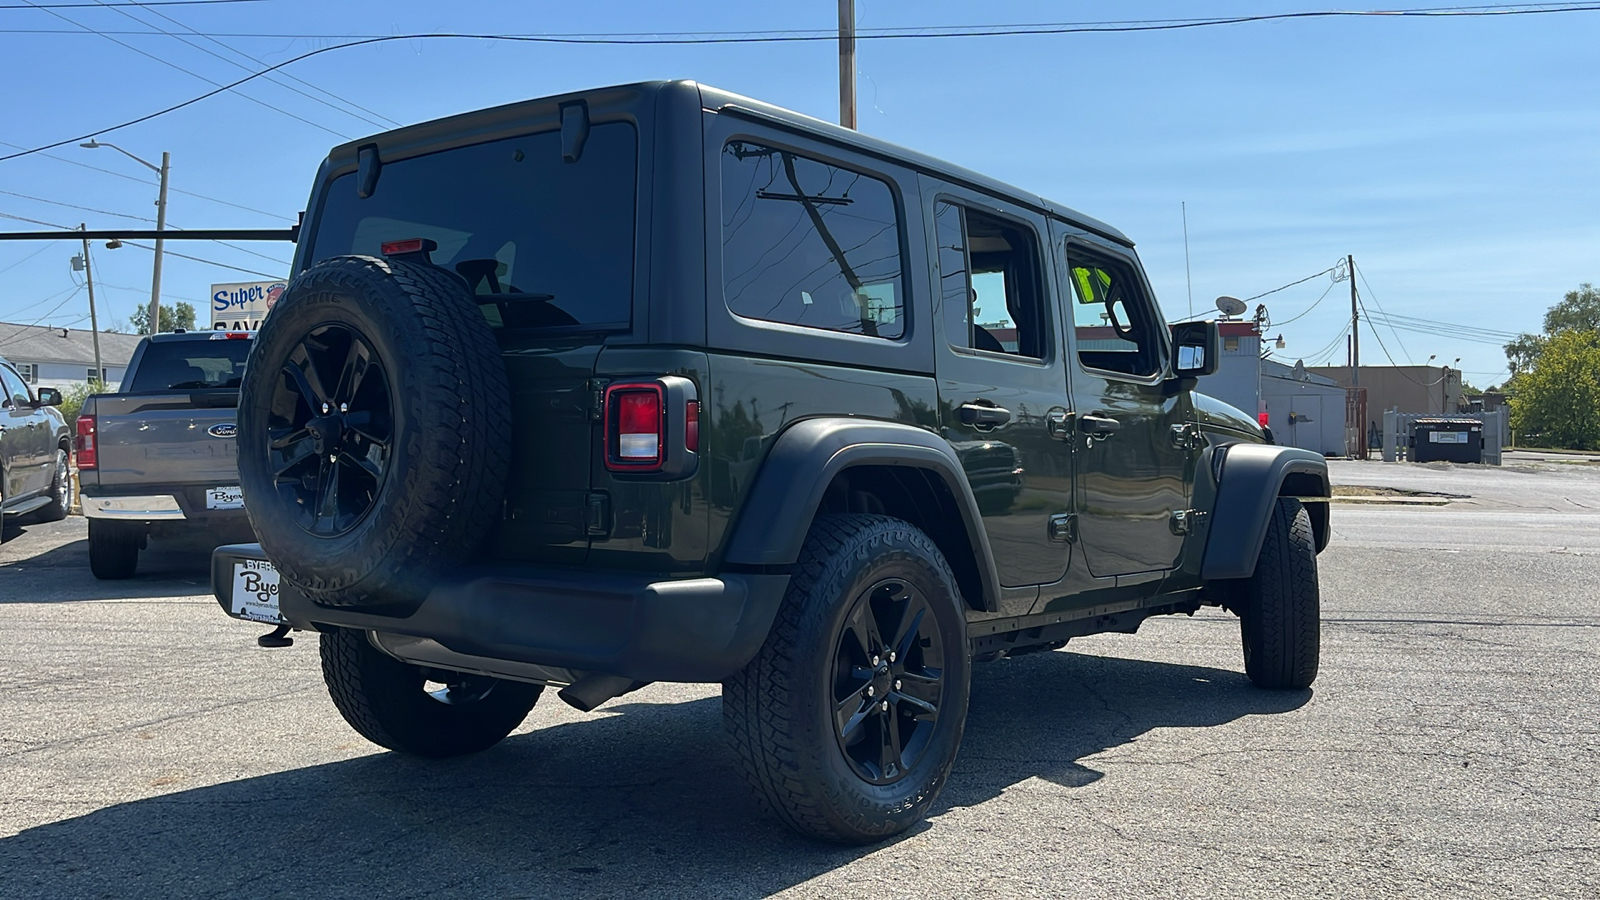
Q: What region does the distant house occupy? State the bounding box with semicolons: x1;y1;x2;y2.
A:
0;322;143;391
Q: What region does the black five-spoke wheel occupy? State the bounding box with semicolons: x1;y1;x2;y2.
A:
832;578;945;784
266;322;392;536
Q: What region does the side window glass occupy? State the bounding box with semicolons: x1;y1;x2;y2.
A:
1;366;30;407
933;201;1047;359
1067;249;1162;377
721;141;905;340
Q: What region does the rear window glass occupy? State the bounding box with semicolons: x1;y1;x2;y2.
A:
720;140;905;340
308;122;637;332
128;339;253;391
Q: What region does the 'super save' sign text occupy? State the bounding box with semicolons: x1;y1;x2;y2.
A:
211;280;286;331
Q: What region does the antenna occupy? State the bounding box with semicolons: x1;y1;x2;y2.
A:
1182;201;1193;320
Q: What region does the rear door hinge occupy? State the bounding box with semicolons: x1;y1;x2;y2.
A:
587;379;606;423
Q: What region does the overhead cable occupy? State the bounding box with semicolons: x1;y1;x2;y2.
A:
20;0;352;141
8;4;1600;162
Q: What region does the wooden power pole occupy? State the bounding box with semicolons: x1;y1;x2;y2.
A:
1348;254;1359;388
839;0;856;129
77;223;104;383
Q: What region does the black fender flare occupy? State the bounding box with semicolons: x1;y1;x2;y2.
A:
1201;443;1330;581
722;417;1003;612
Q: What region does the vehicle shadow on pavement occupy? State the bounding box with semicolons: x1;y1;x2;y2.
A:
0;651;1307;899
0;522;216;603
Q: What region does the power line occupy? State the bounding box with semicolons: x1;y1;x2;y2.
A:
0;240;58;274
91;0;397;131
0;1;263;7
1272;279;1339;328
1243;264;1339;303
21;0;353;141
0;4;1589;37
0;285;84;343
0;140;295;221
1352;261;1414;363
1357;295;1453;385
8;5;1600;163
0;187;155;222
111;237;280;278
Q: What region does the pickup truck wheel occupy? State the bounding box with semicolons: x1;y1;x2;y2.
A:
237;255;511;612
87;520;140;579
723;513;971;844
34;449;71;522
319;627;542;758
1240;497;1320;690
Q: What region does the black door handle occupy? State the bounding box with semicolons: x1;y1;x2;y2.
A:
958;403;1012;428
1079;413;1122;435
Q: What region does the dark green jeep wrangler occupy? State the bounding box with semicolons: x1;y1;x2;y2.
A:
213;81;1330;844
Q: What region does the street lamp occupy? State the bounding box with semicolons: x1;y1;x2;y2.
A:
81;139;169;334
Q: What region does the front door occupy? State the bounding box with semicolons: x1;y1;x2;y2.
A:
928;186;1073;587
1054;230;1196;577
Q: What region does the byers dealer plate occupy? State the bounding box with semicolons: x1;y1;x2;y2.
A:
230;558;284;624
207;486;245;509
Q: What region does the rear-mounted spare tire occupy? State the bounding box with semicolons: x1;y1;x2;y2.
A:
237;255;511;613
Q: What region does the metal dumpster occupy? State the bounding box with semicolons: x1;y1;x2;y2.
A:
1411;417;1484;463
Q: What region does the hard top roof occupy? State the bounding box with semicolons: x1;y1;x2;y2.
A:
326;80;1133;248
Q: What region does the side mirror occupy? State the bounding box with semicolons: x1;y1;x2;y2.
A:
1169;320;1220;378
35;387;63;407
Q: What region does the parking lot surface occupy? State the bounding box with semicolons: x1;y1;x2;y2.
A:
1;459;1596;899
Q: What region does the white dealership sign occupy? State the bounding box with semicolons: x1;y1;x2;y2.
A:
210;280;286;331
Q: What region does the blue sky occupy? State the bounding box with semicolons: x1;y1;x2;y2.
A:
1;0;1596;386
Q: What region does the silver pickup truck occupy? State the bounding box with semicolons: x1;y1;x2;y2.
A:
78;331;257;578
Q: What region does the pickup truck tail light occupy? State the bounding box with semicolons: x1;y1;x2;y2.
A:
603;377;699;478
76;414;97;469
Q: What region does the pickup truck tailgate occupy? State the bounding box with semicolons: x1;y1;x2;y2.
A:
88;393;241;489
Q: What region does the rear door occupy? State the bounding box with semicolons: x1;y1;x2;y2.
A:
303;115;641;565
926;184;1075;587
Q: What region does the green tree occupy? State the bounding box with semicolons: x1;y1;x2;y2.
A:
1509;329;1600;449
59;379;108;421
1505;283;1600;374
128;301;198;335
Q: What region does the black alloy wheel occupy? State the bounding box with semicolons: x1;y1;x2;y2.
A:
831;578;946;785
723;514;971;844
266;323;393;537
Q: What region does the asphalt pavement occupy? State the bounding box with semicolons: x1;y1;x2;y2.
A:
1;460;1596;899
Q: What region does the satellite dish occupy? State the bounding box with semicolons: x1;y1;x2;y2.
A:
1215;295;1247;317
1293;359;1308;381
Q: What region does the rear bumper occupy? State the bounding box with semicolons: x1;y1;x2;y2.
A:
210;543;789;684
82;494;186;520
82;484;248;521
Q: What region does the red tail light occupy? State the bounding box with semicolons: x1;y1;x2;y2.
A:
606;384;665;470
76;414;97;469
685;400;700;453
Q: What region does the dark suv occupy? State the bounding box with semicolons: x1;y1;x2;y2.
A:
213;81;1330;844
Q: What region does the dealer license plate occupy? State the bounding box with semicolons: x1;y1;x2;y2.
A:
206;485;245;509
230;558;284;624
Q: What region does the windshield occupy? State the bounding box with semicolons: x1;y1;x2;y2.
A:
308;122;638;332
128;338;253;391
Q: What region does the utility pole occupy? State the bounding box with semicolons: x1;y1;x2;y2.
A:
1348;253;1359;388
75;224;104;382
150;150;170;334
838;0;856;129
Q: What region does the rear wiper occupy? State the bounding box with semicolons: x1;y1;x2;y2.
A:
756;189;852;206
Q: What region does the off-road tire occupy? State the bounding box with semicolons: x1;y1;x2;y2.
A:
1240;497;1320;689
237;255;511;612
319;626;542;758
35;449;71;522
87;519;140;579
723;514;971;844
